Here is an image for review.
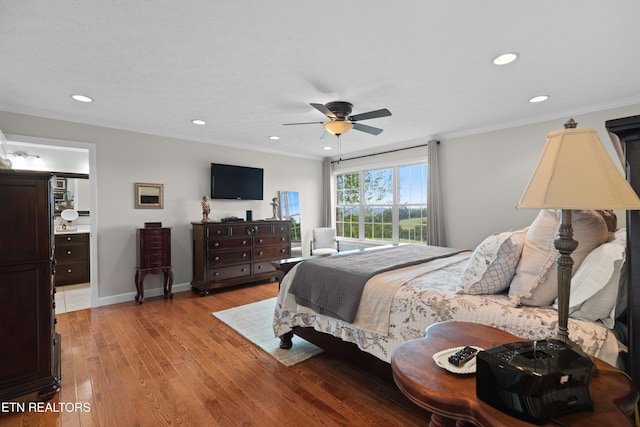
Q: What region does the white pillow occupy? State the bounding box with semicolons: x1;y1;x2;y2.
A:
561;229;626;328
457;228;527;295
509;209;609;307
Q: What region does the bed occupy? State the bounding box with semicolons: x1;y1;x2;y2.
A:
272;114;640;388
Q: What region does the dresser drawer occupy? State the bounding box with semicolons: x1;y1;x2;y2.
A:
205;224;230;237
207;249;251;265
207;237;250;250
55;244;86;261
254;245;290;261
208;263;251;282
253;261;277;275
56;260;89;285
254;234;290;246
230;224;257;236
55;234;86;245
271;223;290;234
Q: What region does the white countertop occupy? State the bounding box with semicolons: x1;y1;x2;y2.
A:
54;224;90;235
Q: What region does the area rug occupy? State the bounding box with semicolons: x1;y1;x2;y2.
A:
213;297;323;366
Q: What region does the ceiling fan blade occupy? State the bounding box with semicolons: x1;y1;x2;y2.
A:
282;121;325;126
352;122;384;135
320;130;332;139
310;103;336;118
348;108;392;122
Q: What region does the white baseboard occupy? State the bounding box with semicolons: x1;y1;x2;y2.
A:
96;282;192;307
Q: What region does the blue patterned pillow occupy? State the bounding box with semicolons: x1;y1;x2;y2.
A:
457;228;527;295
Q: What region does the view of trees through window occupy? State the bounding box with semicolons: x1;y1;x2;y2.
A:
335;163;427;244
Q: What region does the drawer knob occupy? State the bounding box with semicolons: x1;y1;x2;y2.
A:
214;242;220;247
258;251;263;255
259;239;263;243
258;265;262;269
242;240;247;245
214;272;219;276
214;256;220;261
67;268;72;273
281;249;286;253
66;237;72;241
241;268;246;272
67;250;72;255
242;253;247;258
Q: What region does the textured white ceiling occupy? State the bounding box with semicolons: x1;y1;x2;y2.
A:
2;0;640;159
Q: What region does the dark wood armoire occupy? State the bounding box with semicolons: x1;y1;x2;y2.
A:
0;169;61;400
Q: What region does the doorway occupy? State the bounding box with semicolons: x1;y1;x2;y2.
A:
4;135;97;312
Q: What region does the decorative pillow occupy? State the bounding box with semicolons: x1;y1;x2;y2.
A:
562;229;626;328
508;209;609;307
457;228;527;295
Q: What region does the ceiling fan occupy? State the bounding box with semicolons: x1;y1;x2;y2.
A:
283;101;392;137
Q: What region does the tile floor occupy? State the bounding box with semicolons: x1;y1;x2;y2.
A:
55;282;91;314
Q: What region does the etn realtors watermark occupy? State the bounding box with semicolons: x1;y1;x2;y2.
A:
1;401;91;413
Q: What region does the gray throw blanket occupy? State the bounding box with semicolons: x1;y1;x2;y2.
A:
288;244;465;323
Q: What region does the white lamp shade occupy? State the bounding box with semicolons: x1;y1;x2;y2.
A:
517;127;640;210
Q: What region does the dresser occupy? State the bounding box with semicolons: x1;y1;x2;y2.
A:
0;170;61;401
135;224;173;304
191;220;291;295
54;232;90;285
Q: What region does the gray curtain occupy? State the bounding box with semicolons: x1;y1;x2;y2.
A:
322;159;332;227
427;140;445;246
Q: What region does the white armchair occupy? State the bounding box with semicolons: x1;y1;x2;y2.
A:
310;227;339;256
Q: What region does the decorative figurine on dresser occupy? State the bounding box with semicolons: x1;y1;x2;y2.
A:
0;170;61;401
135;222;173;304
191;219;291;295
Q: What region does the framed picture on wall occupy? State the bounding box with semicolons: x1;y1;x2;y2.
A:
55;178;66;190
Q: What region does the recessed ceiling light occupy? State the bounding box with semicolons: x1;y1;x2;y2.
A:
191;119;206;125
492;52;519;65
323;146;332;150
269;136;280;140
529;95;550;103
71;94;93;103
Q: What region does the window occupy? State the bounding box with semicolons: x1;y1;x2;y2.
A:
335;162;427;244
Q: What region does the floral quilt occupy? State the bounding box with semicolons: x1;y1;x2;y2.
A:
273;255;621;366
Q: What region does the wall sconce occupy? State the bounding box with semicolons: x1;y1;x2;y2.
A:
9;150;43;168
10;150;41;160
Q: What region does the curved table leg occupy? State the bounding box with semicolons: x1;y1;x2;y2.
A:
164;268;174;299
134;269;144;304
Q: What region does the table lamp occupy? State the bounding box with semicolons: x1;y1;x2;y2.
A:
516;119;640;343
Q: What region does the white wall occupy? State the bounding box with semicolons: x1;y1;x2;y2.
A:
0;111;323;305
2;103;639;304
441;103;640;249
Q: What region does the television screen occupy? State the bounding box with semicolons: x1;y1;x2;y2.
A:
211;163;264;200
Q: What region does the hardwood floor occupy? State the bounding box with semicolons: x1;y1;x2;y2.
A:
1;281;431;426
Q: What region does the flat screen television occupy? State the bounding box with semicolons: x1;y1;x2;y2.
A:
211;163;264;200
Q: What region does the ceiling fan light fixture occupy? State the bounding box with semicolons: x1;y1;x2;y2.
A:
324;121;353;136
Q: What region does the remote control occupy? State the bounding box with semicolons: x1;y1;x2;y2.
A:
448;346;478;366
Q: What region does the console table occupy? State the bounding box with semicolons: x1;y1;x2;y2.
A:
391;321;638;427
135;224;173;304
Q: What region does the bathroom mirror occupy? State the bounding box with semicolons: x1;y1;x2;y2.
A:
135;182;163;209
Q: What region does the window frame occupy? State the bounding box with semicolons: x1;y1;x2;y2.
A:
333;158;428;245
